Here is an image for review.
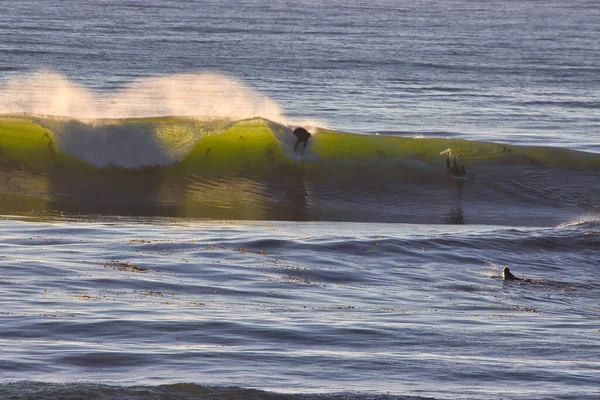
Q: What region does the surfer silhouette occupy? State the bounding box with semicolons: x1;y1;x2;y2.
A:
502;267;533;282
502;267;520;281
293;127;311;152
446;156;466;176
41;132;55;155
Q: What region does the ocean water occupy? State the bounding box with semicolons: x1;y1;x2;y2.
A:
1;0;599;399
1;0;599;152
1;217;599;400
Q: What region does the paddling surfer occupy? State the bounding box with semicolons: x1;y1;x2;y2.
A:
293;127;311;152
502;267;532;282
502;267;520;281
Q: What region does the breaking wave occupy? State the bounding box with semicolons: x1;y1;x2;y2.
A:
1;115;599;225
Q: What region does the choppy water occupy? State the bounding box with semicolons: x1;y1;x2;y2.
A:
1;217;599;399
1;0;599;399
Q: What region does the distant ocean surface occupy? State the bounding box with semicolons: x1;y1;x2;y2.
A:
1;0;599;152
0;1;599;399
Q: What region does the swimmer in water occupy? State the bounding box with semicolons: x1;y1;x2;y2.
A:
502;267;530;281
293;127;311;152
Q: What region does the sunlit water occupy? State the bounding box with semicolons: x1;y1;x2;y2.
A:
1;0;599;398
1;217;599;399
1;0;599;152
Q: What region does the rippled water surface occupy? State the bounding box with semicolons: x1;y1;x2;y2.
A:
1;0;599;152
1;217;599;399
1;0;599;398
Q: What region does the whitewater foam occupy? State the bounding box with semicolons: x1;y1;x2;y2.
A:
556;215;600;229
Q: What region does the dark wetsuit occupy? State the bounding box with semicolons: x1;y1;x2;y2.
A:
293;127;311;152
502;267;521;281
446;156;467;177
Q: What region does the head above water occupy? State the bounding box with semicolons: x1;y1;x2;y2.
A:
501;267;520;281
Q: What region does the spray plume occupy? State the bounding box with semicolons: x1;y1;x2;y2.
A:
0;71;286;122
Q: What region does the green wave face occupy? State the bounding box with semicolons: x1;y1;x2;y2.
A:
0;118;57;169
311;128;600;170
3;115;599;171
1;115;599;224
181;119;292;172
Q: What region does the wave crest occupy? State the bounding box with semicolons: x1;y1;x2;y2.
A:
556;215;600;229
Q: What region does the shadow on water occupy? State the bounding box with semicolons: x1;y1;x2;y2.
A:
261;163;310;221
0;154;476;223
44;166;313;221
442;180;465;224
47;164;187;217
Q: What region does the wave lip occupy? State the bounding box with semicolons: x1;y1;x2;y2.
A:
556;215;600;229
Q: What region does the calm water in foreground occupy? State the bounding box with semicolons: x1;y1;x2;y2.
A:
1;216;599;399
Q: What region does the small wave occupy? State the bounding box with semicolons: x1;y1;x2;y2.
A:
556;215;600;229
0;382;425;400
